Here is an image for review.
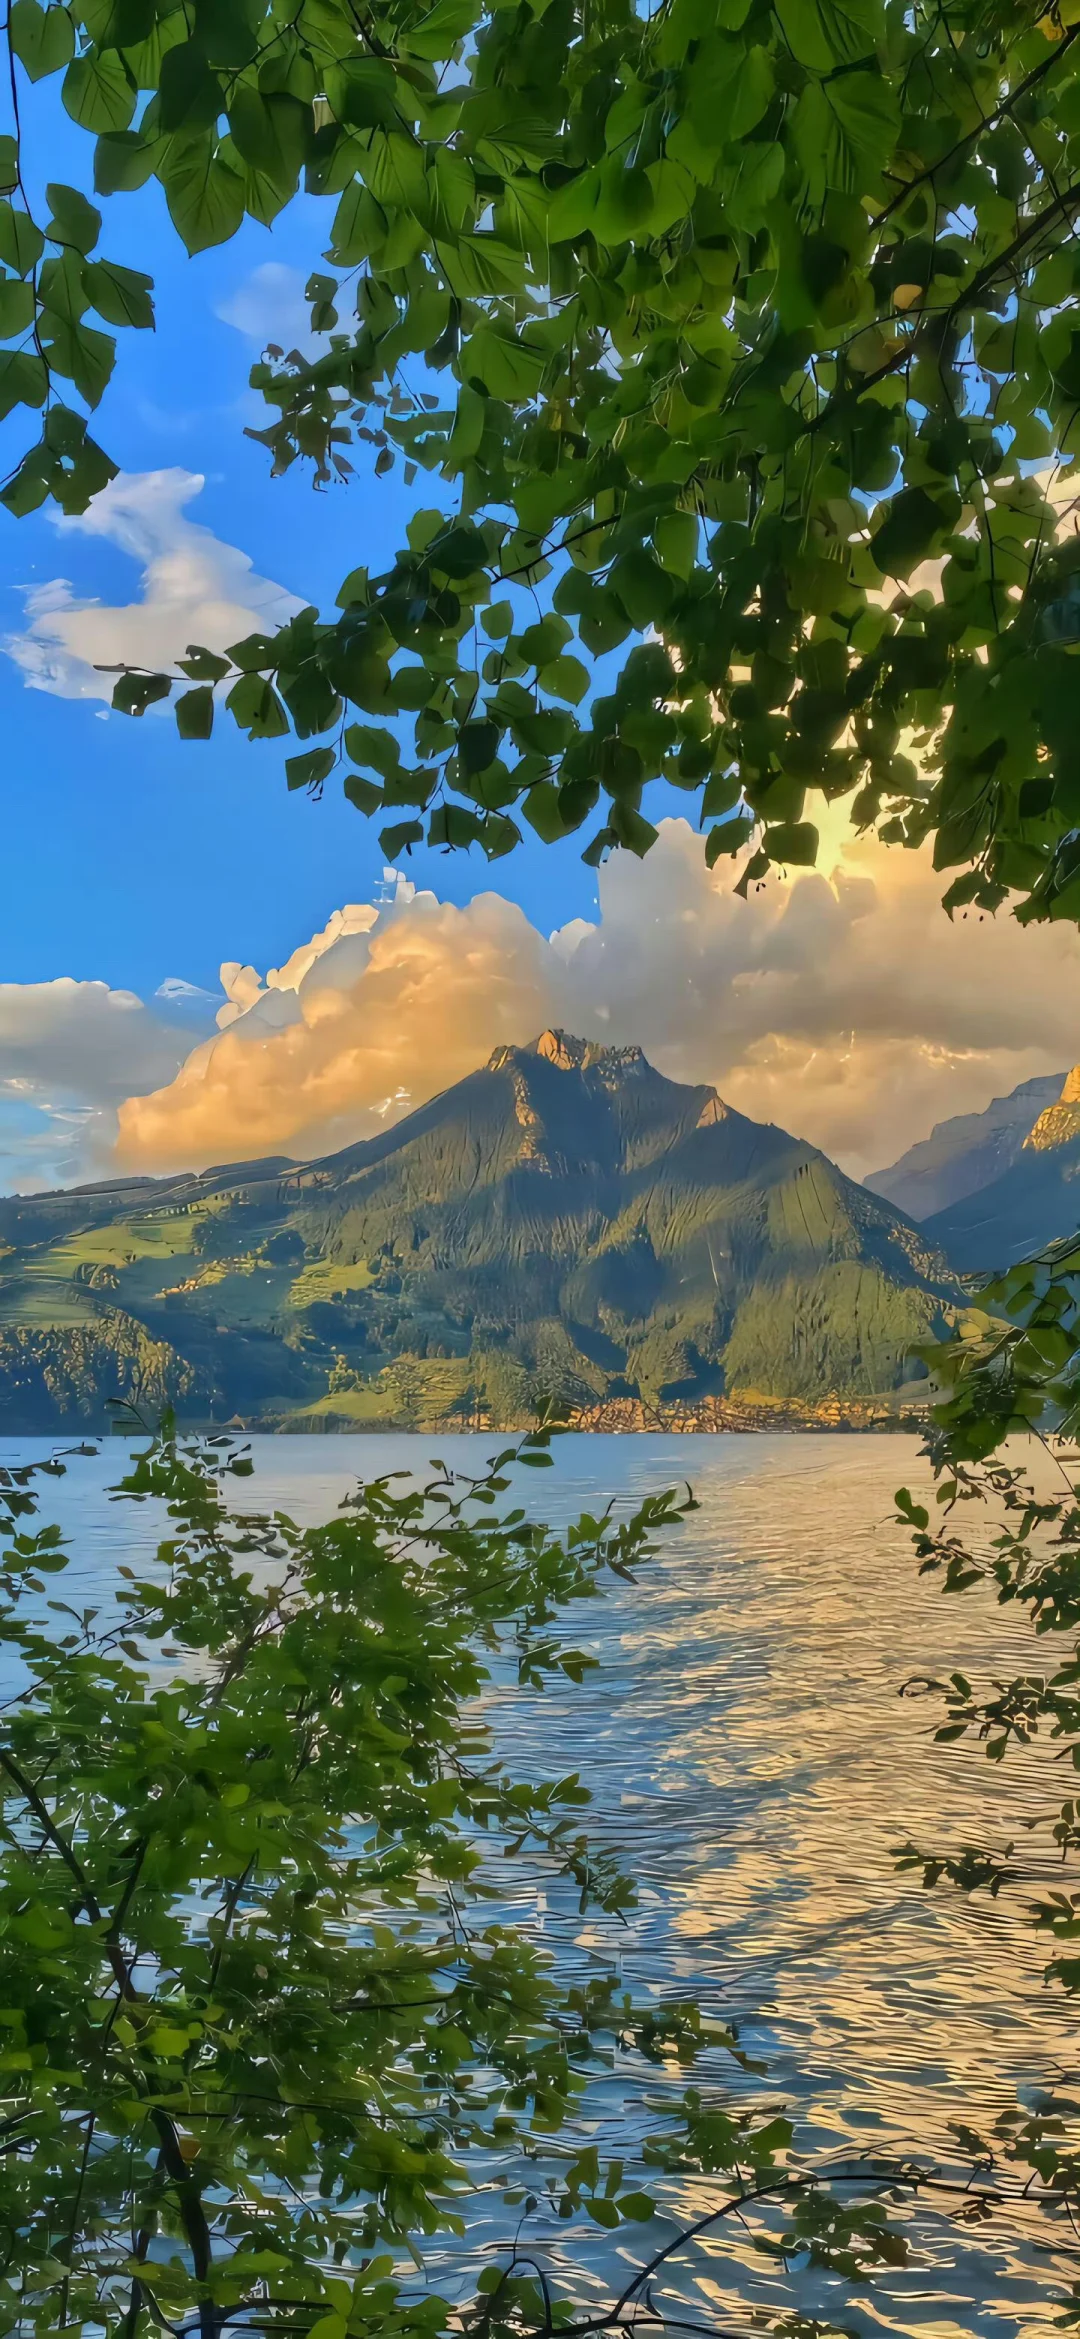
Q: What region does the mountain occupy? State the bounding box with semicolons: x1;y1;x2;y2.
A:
922;1065;1080;1274
0;1031;960;1432
866;1073;1065;1222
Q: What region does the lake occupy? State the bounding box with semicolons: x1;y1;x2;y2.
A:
5;1428;1078;2338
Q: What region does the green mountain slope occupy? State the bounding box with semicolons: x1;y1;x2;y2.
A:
0;1032;960;1431
924;1067;1080;1274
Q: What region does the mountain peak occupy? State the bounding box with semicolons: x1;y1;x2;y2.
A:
0;1029;956;1430
487;1030;652;1078
1024;1063;1080;1153
535;1028;588;1070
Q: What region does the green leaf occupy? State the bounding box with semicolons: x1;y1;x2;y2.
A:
279;659;340;738
618;2193;655;2221
227;629;281;672
175;684;214;738
82;259;154;328
482;810;520;856
227;87;308;187
523;782;570;842
0;204;44;276
464;327;545;401
587;2195;621;2228
718;135;782;228
113;670;171;715
520;614;569;665
343;772;383;813
1;454;50;515
85;0;155;45
44;181;101;253
0;137;18;192
609;801;658;856
329;179;386;265
706;813;753;865
428;802;484;847
193;0;260;67
178;644;230;681
459;718;500;773
39;249;90;323
823;69;900;182
547;167;601;243
357;130;427;214
35;403;115;509
62;50;137;131
379;817;424;855
93;131;159;195
9;0;74;80
592;161;654;244
323;58;398;132
0;276;34;339
39;311;115;404
162;139;245;251
541;655;589;705
444;382;485;468
775;0;879;71
1;406;110;511
870;486;953;579
403;0;476;59
147;2023;192;2057
429;522;488;579
286;745;336;790
0;349;46;418
344;721;400;778
764;819;819;866
689;38;774;143
157;41;224;134
226;673;289;736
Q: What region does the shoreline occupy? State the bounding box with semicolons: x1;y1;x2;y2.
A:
263;1393;931;1437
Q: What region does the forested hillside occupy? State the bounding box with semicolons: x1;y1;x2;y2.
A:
0;1032;958;1430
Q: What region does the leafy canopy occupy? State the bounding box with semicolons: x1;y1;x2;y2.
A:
4;0;1080;899
889;1266;1080;2328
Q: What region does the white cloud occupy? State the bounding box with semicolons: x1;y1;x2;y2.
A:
113;822;1080;1184
0;979;198;1191
215;261;324;357
155;976;221;1007
3;469;301;702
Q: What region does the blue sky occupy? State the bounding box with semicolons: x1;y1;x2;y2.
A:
0;89;603;997
0;84;1072;1197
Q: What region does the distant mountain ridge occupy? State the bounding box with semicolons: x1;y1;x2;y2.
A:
922;1063;1080;1272
0;1032;961;1431
866;1073;1065;1222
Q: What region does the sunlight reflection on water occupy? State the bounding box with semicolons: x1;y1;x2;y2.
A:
6;1429;1078;2337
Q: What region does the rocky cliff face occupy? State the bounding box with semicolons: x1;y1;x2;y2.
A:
1024;1064;1080;1152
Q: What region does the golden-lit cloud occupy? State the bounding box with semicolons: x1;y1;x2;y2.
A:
116;886;562;1172
114;821;1080;1183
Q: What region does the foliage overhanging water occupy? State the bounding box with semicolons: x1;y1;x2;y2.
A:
8;1427;1080;2339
